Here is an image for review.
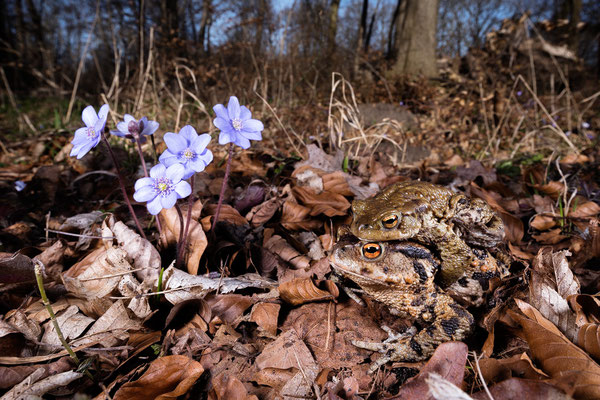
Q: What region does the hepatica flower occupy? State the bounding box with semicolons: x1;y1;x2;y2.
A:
110;114;159;143
159;125;213;179
213;96;264;149
70;104;109;159
133;163;191;215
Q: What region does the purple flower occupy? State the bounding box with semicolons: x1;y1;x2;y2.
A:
159;125;213;179
110;114;159;143
516;91;523;97
133;163;191;215
582;121;590;129
70;104;109;159
213;96;264;149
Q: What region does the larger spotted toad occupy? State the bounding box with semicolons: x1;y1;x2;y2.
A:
330;236;478;372
350;180;504;285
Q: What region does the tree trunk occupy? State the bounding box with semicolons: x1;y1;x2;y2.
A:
389;0;439;78
554;0;581;52
327;0;341;57
353;0;368;75
386;0;402;58
199;0;211;56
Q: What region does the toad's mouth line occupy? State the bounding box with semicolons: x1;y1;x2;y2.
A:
329;260;384;284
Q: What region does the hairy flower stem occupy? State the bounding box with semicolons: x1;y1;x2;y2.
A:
102;135;146;240
211;143;234;233
177;177;194;266
134;138;149;177
34;260;93;379
175;204;185;268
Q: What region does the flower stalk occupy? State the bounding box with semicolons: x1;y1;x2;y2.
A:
211;143;234;233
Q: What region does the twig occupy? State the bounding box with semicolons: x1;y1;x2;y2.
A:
211;143;234;233
472;351;494;400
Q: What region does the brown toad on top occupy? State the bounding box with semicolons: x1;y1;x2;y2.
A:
350;180;504;285
331;237;478;372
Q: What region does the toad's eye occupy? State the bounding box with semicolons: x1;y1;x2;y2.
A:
382;214;398;229
362;243;382;259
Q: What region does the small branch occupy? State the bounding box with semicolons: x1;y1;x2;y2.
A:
177;177;194;267
175;204;185;269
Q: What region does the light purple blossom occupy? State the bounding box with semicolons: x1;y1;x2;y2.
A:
213;96;264;149
582;121;590;129
516;91;523;97
159;125;213;179
110;114;159;143
70;104;109;159
133;163;191;215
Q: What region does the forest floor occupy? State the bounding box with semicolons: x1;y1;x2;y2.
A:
1;37;600;399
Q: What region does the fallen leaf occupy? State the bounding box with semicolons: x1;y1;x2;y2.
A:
159;200;207;275
245;197;281;227
0;252;36;284
250;303;280;336
531;214;557;231
112;355;204;400
209;372;258;400
577;324;600;362
478;353;548;385
1;370;83;400
292;186;350;217
264;235;310;270
279;278;337;305
570;200;600;219
392;342;468;399
205;294;254;327
472;378;570;400
40;305;94;347
204;204;248;226
280;199;322;230
0;357;72;389
510;299;600;399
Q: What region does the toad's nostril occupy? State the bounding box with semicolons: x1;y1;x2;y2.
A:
359;224;370;231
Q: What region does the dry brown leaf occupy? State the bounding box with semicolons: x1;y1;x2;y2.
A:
278;278;337;305
392;342;468;400
478;353;548;385
292;186;350;217
530;249;580;341
159;200;207;275
578;324;600;362
508;242;535;261
113;355;204;400
71;300;141;347
570;201;600;219
532;229;569;244
254;329;318;398
280;199;322;231
40;305;94;346
204;204;248;226
264;235;310;270
0;252;36;284
533;181;566;199
511;299;600;399
105;217;161;283
0;357;71;389
245;197;281;227
472;378;571;400
322;171;354;196
531;214;557;231
560;153;590;164
250;303;280;336
206;294;254;327
209;372;258;400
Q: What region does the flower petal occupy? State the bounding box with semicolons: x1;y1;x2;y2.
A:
160;192;178;209
179;125;197;143
124;114;135;124
214;117;232;132
135;177;154;191
219;131;232;145
182;166;195;180
227;96;241;120
150;163;166;179
97;104;109;121
243;119;264;132
166;163;184;182
188;157;207;172
110;129;126;138
81;105;98;127
116;121;129;134
213;104;229;120
190;133;211;152
175;181;191;198
133;185;156;202
142;120;159;136
239;106;252;121
240;130;262;141
71;128;89;145
234;135;251;149
147;196;163;215
164;132;187;153
76;141;96;159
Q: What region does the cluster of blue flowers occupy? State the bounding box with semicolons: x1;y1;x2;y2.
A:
70;96;264;215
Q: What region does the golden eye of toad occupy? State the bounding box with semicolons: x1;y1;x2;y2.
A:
362;243;382;259
382;214;398;229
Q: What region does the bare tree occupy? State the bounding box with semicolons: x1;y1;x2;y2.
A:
389;0;440;77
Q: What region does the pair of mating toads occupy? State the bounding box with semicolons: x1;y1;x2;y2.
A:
330;180;509;372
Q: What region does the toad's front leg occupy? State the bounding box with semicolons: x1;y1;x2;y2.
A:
352;292;474;374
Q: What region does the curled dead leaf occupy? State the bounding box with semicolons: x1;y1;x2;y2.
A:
264;235;310;270
531;214;557;231
577;324;600;362
280;200;322;231
570;201;600;219
245;197;281;227
113;355;204;400
250;303;280;336
292;186;350;217
204;204;248;226
278;278;338;305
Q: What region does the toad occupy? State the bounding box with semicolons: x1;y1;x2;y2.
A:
330;235;506;372
350;180;504;285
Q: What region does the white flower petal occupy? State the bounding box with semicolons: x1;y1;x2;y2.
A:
219;131;232;145
227;96;241;120
97;104;109;120
124;114;135;123
135;177;154;191
243;119;264;132
175;181;192;198
142;120;159;135
147;196;163;215
160;192;177;209
81;105;98;127
150;163;166;179
133;186;156;202
166;163;184;182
